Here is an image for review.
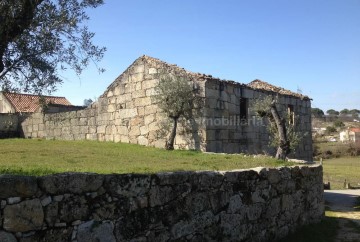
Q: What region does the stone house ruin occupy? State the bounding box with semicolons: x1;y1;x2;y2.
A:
21;56;313;161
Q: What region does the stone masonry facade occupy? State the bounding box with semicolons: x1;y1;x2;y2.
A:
21;56;313;161
0;165;324;241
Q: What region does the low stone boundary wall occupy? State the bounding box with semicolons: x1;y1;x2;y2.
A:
0;165;324;242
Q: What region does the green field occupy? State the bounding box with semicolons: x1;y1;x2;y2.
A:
0;139;292;176
322;157;360;189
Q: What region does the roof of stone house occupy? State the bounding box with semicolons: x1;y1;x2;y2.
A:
350;128;360;133
2;92;72;113
103;55;310;100
247;79;309;99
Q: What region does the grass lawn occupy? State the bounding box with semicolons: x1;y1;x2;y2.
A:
322;157;360;189
0;139;292;176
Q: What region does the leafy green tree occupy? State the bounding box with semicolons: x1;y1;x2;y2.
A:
252;95;304;160
340;109;350;116
311;108;324;118
0;0;106;94
326;109;339;116
350;109;360;118
152;74;203;150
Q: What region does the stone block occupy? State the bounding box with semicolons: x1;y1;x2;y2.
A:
142;79;158;89
134;97;152;107
128;126;140;137
135;82;142;90
132;90;145;99
140;126;149;135
0;231;17;242
137;136;148;146
117;126;128;135
120;135;130;143
106;90;114;97
148;67;157;74
131;73;144;82
107;104;116;113
7;197;21;205
77;220;116;242
38;173;104;195
144;105;158;115
0;175;38;199
144;114;155;125
3;199;44;232
97;125;106;134
132;64;145;74
119;108;137;118
114;86;121;96
145;88;156;97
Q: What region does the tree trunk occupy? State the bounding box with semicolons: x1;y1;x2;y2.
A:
270;102;290;160
165;117;178;150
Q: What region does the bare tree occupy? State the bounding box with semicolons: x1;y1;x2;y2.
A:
252;95;303;160
152;73;203;150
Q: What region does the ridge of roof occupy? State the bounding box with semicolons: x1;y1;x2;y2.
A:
247;79;310;100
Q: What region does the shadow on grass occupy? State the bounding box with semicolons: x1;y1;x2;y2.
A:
276;216;338;242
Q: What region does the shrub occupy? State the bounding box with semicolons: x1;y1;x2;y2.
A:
333;120;345;128
325;126;337;134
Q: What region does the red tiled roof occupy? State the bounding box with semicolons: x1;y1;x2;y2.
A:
350;128;360;133
3;92;72;113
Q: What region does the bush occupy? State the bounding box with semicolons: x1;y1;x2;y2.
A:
333;120;345;128
325;126;337;134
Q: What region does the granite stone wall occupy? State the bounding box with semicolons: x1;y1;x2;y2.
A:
204;79;313;161
21;57;206;150
0;165;324;241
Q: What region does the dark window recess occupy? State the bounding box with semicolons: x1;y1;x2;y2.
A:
240;98;248;120
288;105;295;125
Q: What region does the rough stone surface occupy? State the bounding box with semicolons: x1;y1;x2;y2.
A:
77;220;116;242
38;173;103;194
0;166;324;241
0;175;38;199
3;199;44;232
0;231;17;242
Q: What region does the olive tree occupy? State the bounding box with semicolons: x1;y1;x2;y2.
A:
0;0;105;94
152;73;203;150
252;95;303;160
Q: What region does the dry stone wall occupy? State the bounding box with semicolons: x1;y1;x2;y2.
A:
0;165;324;241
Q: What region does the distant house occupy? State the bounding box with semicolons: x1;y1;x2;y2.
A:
0;92;72;114
340;128;360;143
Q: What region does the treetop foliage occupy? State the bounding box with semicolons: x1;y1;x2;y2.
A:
311;108;324;117
0;0;105;94
153;73;203;120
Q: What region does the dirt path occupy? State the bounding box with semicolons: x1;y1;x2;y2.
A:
324;190;360;242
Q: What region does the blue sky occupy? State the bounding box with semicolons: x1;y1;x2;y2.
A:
55;0;360;112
